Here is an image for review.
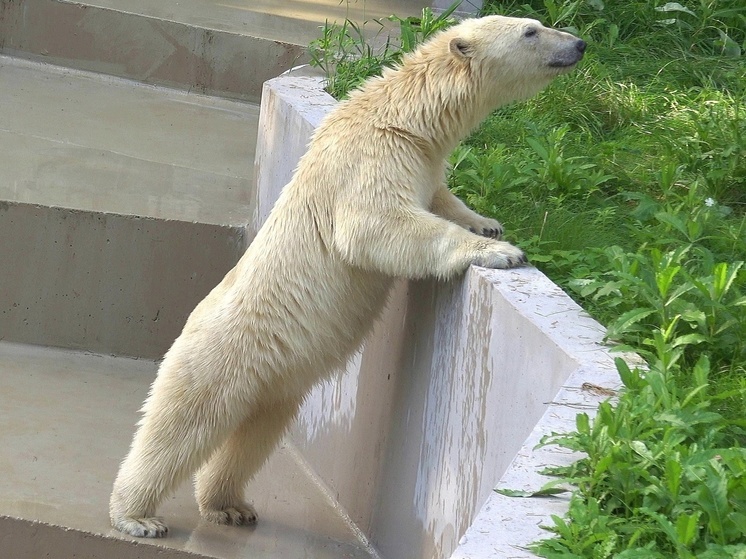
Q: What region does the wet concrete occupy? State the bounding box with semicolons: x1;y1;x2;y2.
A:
0;341;377;559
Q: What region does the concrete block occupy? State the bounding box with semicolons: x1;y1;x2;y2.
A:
0;56;258;358
253;72;336;233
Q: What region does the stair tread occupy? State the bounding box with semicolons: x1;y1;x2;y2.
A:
0;55;258;226
0;340;375;558
79;0;421;46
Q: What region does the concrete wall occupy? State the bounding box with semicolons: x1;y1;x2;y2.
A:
0;202;247;359
254;74;627;559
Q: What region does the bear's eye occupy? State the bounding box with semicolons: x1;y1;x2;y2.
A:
524;27;538;38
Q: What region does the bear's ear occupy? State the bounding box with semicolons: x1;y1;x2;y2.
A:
449;37;474;59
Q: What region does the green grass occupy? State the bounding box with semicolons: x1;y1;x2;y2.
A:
308;1;746;556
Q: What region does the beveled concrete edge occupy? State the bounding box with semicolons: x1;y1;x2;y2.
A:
450;269;639;558
0;514;205;559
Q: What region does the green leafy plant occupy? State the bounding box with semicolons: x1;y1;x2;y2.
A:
654;1;746;57
569;247;746;366
529;354;746;558
522;125;616;199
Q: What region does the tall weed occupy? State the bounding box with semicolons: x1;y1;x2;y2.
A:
309;2;461;98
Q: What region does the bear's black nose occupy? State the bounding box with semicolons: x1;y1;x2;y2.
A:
576;39;587;54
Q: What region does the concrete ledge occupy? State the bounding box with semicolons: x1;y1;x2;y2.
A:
449;267;633;559
255;74;629;559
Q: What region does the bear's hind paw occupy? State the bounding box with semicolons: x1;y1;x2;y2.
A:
113;516;168;538
201;503;258;526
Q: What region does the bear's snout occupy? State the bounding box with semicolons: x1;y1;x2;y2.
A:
547;37;586;68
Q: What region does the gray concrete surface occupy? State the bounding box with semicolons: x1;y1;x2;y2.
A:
0;341;377;559
0;56;258;224
0;56;257;358
0;202;247;359
0;0;307;101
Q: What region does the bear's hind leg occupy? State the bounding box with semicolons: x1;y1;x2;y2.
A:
110;375;242;537
195;399;301;526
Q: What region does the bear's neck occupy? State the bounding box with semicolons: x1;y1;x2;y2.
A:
359;56;496;159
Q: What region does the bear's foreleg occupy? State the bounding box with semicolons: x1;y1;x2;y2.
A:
430;186;504;239
335;205;526;280
194;399;301;525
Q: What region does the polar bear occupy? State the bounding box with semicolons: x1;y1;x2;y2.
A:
110;15;585;538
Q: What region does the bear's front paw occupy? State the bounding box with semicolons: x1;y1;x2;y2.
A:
468;217;503;239
112;516;169;538
472;241;528;269
201;503;258;526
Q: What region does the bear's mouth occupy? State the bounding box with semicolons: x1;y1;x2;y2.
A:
547;51;585;69
548;59;580;68
548;60;579;70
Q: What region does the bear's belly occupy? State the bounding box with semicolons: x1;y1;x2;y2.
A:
265;261;393;372
201;254;394;402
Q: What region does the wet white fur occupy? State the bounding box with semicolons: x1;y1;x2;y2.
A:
110;15;582;538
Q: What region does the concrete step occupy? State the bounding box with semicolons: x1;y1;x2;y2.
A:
0;0;306;102
0;55;257;358
0;340;377;559
0;0;464;101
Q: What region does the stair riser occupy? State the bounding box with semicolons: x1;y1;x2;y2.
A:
1;201;248;359
0;0;307;102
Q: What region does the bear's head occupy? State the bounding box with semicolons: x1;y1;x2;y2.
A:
446;15;586;105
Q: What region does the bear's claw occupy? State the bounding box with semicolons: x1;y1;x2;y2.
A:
469;225;503;239
471;240;529;269
482;226;503;239
201;504;258;526
509;253;529;266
